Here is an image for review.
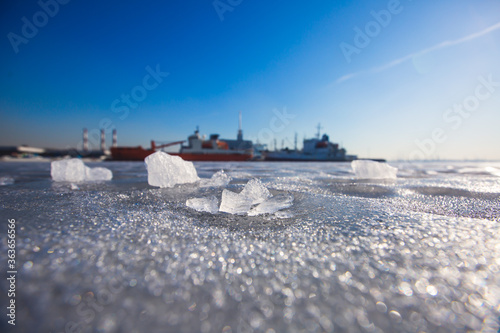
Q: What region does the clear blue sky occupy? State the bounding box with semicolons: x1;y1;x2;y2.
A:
1;0;499;160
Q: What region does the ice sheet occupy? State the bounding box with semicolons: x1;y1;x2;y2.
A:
1;160;499;333
144;151;199;188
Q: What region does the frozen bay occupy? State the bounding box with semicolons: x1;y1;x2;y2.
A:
0;160;499;332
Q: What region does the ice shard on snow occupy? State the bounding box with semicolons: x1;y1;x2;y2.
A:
51;159;113;182
144;151;199;188
186;196;219;214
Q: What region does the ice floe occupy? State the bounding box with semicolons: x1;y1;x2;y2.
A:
352;160;398;179
145;151;199;188
51;159;112;182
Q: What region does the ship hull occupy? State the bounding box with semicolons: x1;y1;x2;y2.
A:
110;147;253;161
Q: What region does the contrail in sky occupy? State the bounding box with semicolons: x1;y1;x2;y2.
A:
336;21;500;84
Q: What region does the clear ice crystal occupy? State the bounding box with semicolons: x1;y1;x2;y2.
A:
352;160;398;179
186;196;219;214
51;159;113;182
248;194;294;216
219;189;253;215
144;151;199;188
239;178;271;205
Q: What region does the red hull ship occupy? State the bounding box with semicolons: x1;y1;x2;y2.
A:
111;128;253;162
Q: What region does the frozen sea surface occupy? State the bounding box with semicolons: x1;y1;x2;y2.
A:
0;160;499;333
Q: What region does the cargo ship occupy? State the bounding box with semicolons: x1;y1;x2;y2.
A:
111;126;254;162
263;126;360;162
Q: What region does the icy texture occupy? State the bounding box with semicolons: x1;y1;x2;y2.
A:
0;176;14;185
248;194;294;216
1;161;500;333
219;189;253;214
186;196;219;214
51;159;113;182
144;151;199;188
200;170;232;187
352;160;398;179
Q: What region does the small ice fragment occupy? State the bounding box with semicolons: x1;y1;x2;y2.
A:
186;196;219;214
84;166;113;181
219;189;253;215
351;160;398;179
144;151;199;188
70;183;79;190
200;170;232;187
248;194;294;216
51;159;87;182
240;178;271;205
0;176;14;185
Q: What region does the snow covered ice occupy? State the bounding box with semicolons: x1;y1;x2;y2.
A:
1;160;500;333
51;158;112;182
145;151;199;188
352;159;398;179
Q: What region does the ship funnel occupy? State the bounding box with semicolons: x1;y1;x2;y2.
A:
100;129;106;151
237;111;243;141
112;129;117;148
83;128;89;152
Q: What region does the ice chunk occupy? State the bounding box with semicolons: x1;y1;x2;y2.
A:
51;159;113;182
248;194;294;216
200;170;232;187
0;176;15;185
219;189;253;215
84;166;113;181
352;160;398;179
144;151;199;188
240;178;271;205
186;196;219;214
51;159;87;182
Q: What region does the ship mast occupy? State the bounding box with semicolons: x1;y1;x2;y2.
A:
316;123;322;139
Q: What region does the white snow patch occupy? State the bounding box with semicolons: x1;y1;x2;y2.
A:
51;159;113;182
186;196;219;214
352;160;397;179
145;151;199;188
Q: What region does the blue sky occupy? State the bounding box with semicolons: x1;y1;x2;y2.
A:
1;0;500;160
